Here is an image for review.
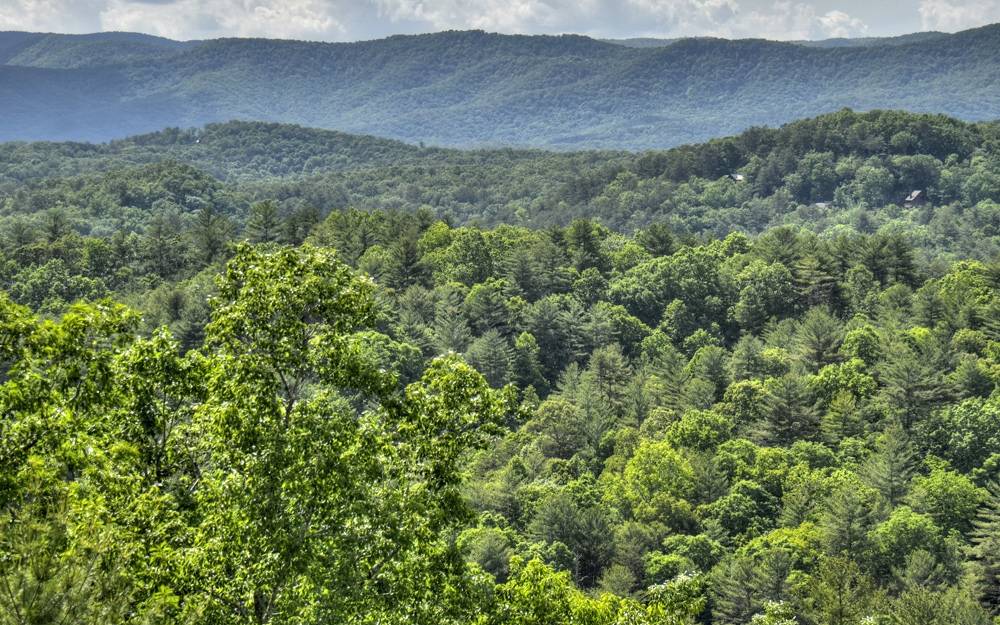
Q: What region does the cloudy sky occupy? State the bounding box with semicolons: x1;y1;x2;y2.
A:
1;0;998;42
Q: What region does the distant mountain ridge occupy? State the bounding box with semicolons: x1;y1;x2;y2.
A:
0;25;998;148
0;31;197;67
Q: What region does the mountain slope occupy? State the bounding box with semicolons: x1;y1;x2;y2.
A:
0;119;507;183
1;108;998;270
0;31;194;67
0;26;998;148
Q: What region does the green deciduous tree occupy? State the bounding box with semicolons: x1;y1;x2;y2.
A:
186;244;509;624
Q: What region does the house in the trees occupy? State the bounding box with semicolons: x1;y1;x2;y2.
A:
904;190;926;208
728;173;746;182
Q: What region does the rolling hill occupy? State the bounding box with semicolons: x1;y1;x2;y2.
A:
1;26;999;149
3;109;997;253
0;31;196;67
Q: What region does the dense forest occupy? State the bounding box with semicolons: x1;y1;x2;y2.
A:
3;109;1000;293
2;25;1000;147
2;109;1000;624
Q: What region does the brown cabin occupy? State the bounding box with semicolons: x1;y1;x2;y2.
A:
904;190;926;208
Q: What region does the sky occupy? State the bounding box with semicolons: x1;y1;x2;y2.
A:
1;0;998;42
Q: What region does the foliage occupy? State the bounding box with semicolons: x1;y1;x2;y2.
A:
1;108;1000;624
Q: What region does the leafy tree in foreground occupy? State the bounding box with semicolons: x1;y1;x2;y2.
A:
0;246;513;625
184;244;511;624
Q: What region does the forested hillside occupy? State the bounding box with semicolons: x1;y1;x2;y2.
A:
3;109;999;274
3;191;1000;625
2;109;1000;624
0;31;195;67
1;25;999;147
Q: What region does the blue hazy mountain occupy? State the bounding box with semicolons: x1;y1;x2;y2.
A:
0;25;997;148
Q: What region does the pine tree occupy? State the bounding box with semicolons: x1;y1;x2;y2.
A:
806;557;876;625
190;203;232;265
396;306;435;357
42;207;71;242
512;331;547;393
4;216;36;248
503;247;537;300
528;235;573;296
891;585;993;625
793;255;838;310
644;343;688;419
863;422;916;507
712;557;761;624
246;200;281;243
565;219;609;274
879;343;954;430
821;482;877;561
586;343;632;418
637;222;676;257
310;209;384;266
465;279;512;335
689;452;730;506
465;330;512;388
821;390;863;446
982;298;1000;342
796;307;843;372
143;212;187;279
729;335;767;381
970;481;1000;615
388;227;429;289
780;474;826;527
756;226;802;268
894;549;950;592
279;204;321;245
860;233;916;287
757;374;819;446
432;286;472;353
753;549;794;604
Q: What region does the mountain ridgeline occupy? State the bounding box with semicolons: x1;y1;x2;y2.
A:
1;25;999;148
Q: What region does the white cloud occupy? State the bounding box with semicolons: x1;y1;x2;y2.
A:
622;0;739;33
919;0;1000;31
373;0;602;34
817;9;868;37
0;0;989;41
99;0;344;40
626;1;869;40
374;0;871;41
729;2;819;39
0;0;104;32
